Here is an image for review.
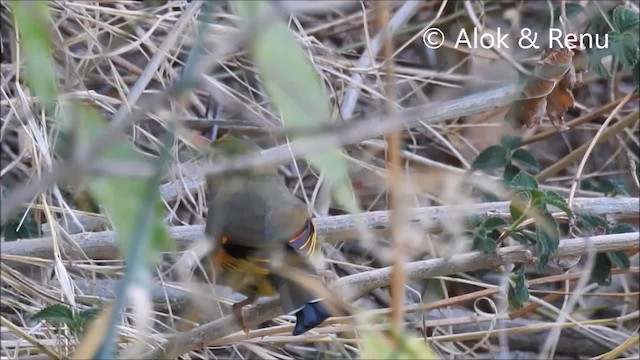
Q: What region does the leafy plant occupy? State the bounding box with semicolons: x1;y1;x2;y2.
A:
11;2;175;356
470;135;541;202
508;264;530;310
31;304;100;336
581;177;629;197
469;137;571;271
67;104;175;267
578;214;632;286
234;2;360;214
587;5;640;91
361;327;439;359
0;212;38;241
506;171;572;270
465;216;508;253
471;136;540;182
11;1;58;113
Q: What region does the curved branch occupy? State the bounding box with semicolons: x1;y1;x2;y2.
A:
159;84;523;202
140;232;640;359
2;197;637;266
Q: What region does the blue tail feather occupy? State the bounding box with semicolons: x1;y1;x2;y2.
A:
292;301;331;335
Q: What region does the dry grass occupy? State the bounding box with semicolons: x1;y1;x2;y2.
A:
1;1;639;359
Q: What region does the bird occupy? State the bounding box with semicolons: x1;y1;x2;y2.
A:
204;135;333;336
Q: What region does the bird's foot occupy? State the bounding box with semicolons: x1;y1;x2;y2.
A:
232;301;251;335
318;269;337;285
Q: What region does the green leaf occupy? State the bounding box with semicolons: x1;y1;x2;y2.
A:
508;265;529;310
31;304;75;325
607;251;630;269
150;201;175;256
591;253;612;286
577;214;609;234
482;217;508;230
610;32;639;69
511;149;540;173
361;328;439;359
54;128;75;161
530;189;546;210
500;135;523;150
543;191;573;218
591;54;612;78
587;12;611;35
612;5;640;33
610;224;635;234
510;229;536;245
70;308;101;334
535;210;560;270
467;215;484;227
69;104;173;266
509;192;529;223
510;171;538;190
77;308;100;323
235;2;359;214
581;177;629;196
471;145;508;172
502;163;520;184
633;60;640;92
474;233;497;253
1;213;38;241
11;2;58;112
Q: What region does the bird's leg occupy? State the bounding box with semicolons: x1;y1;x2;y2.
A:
318;269;337;285
232;296;255;335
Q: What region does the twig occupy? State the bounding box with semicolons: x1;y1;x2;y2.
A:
361;139;602;197
598;333;640;360
0;315;61;360
567;92;637;210
159;84;523;202
139;232;640;359
375;0;405;330
519;97;630;146
109;1;203;125
537;111;640;182
2;197;637;266
462;0;530;75
0;1;281;223
339;1;422;120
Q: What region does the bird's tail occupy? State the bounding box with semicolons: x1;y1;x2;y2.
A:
292;300;331;336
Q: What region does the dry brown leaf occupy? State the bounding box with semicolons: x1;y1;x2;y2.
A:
521;77;556;98
505;47;585;129
505;96;547;128
537;48;573;80
546;79;575;129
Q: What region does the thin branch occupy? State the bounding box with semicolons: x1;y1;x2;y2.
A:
339;0;422;120
375;0;405;330
2;197;637;267
0;2;203;223
109;2;203;125
159;83;523;202
537;111;640;182
567;92;636;210
519;97;631;146
139;232;640;359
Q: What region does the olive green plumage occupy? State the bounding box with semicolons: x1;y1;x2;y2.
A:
204;136;330;335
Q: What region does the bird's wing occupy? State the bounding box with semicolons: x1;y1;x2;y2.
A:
268;248;321;314
205;187;230;249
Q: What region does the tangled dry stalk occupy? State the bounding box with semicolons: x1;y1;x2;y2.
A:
1;1;638;359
